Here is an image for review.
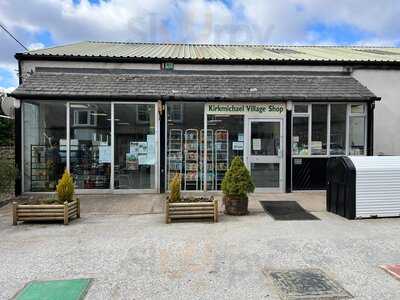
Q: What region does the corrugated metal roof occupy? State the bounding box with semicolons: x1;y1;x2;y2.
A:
19;41;400;63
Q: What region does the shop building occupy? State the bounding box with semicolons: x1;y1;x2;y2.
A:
12;42;400;195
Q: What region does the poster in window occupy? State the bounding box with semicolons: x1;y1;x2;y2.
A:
252;139;261;151
126;153;138;170
99;145;111;163
232;141;244;151
138;142;148;154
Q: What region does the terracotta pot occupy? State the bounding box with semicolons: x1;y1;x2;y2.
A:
224;195;248;216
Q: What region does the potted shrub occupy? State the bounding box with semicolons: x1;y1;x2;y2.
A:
12;170;80;225
165;173;218;223
222;156;255;216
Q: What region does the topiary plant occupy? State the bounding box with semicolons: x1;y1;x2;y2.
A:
222;156;255;199
169;173;181;202
56;169;75;203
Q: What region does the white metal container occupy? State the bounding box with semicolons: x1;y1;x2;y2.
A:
350;156;400;218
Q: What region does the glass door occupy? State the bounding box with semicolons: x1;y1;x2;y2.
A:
248;119;283;192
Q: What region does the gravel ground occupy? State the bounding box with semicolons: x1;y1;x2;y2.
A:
1;210;400;299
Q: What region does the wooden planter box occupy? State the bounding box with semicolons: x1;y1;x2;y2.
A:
12;199;80;225
166;197;218;224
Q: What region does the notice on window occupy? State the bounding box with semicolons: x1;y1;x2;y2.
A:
232;141;244;151
311;141;322;151
293;136;299;143
252;139;261;151
99;145;111;163
126;153;138;170
238;133;244;142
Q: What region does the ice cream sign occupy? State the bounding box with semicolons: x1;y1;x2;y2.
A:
207;103;285;116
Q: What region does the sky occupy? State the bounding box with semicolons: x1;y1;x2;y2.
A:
1;0;400;92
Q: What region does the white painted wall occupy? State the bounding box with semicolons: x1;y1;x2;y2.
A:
353;69;400;155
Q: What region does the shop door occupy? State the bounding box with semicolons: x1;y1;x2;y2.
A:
247;119;283;192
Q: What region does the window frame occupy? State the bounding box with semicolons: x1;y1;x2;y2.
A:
136;104;151;124
72;109;97;127
292;102;367;158
21;101;159;194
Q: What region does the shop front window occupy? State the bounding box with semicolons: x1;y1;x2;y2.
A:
311;104;328;155
23;101;66;192
292;116;309;156
292;103;366;157
167;102;205;190
330;104;347;155
207;115;244;190
70;103;111;189
349;116;366;155
114;104;156;189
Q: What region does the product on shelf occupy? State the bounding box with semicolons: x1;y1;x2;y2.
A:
214;129;229;190
184;129;199;190
167;129;183;189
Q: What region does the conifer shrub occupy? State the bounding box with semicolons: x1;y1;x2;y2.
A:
169;173;181;202
221;156;255;199
56;169;75;203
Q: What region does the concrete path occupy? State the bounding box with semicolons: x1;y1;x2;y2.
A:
0;193;400;299
0;191;326;216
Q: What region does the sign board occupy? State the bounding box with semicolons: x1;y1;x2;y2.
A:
164;62;174;70
252;139;261;151
206;103;285;117
232;142;244;151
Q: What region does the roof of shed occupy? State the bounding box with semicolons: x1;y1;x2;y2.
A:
10;70;378;101
16;41;400;64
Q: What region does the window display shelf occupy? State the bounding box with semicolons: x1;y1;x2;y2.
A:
184;129;199;190
215;130;229;190
30;145;58;192
167;129;183;188
200;129;214;190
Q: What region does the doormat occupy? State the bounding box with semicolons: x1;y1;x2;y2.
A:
13;278;92;300
259;201;319;220
380;264;400;280
264;268;352;300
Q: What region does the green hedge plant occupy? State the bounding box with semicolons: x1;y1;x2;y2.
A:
0;159;16;195
221;156;255;199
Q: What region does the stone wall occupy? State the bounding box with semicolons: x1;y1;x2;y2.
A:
0;146;15;205
0;146;14;160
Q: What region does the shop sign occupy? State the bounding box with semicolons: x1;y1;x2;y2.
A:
206;103;285;116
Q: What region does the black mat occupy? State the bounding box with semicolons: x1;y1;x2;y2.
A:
259;201;319;220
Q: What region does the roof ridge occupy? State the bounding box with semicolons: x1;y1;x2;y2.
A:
85;41;399;49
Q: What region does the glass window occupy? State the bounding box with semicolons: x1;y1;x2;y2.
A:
330;104;347;155
167;102;204;190
294;104;308;113
136;104;151;124
349;116;366;155
351;104;365;114
292;116;309;156
169;103;183;123
23;101;66;192
251;163;280;188
207;115;244;190
311;104;328;155
114;104;156;190
251;121;280;156
70;103;111;189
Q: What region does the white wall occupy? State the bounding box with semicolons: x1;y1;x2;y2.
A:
353;69;400;155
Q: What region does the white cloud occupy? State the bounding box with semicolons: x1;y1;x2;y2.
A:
0;87;15;94
28;42;45;50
